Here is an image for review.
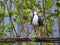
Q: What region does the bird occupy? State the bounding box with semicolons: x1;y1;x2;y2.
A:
31;11;44;27
31;10;44;38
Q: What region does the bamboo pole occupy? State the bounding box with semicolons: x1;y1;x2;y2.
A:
40;0;46;45
56;0;60;45
0;38;59;43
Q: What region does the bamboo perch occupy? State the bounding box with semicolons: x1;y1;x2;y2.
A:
0;37;59;43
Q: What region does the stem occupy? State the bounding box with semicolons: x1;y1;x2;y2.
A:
41;0;48;45
56;0;60;45
42;0;45;36
50;19;56;45
6;0;18;36
2;0;5;38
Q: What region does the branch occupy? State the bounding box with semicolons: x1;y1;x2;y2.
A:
0;37;60;43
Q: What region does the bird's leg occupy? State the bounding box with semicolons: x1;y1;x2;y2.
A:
31;27;38;39
36;27;39;37
31;27;39;42
31;25;37;37
31;26;36;35
34;27;39;38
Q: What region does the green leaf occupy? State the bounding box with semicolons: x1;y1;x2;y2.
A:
53;30;57;32
46;13;59;19
23;15;28;20
27;1;31;9
46;42;52;45
23;9;30;13
45;0;53;10
31;0;35;7
0;17;4;21
18;21;21;25
5;24;13;29
13;17;21;24
18;1;22;7
55;10;59;12
9;10;14;15
0;9;4;15
5;14;9;17
5;29;11;32
23;1;28;9
23;20;26;24
28;42;32;45
0;9;4;21
14;10;19;15
0;26;5;29
35;3;41;9
56;1;60;7
14;1;22;8
0;1;5;6
4;33;10;38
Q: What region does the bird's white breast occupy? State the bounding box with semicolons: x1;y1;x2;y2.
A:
32;15;38;26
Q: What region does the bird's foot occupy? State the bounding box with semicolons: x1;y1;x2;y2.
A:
30;35;39;41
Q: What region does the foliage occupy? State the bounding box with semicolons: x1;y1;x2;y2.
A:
0;0;58;45
0;9;4;21
0;1;5;7
45;0;53;11
56;1;60;7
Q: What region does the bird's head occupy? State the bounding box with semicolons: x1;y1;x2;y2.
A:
34;11;38;15
34;10;42;15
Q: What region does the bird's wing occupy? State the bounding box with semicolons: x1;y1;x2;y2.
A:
38;16;43;26
31;13;34;24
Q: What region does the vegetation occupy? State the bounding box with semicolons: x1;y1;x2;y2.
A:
0;0;60;45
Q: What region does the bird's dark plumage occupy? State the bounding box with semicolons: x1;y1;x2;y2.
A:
38;16;44;26
31;13;34;24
